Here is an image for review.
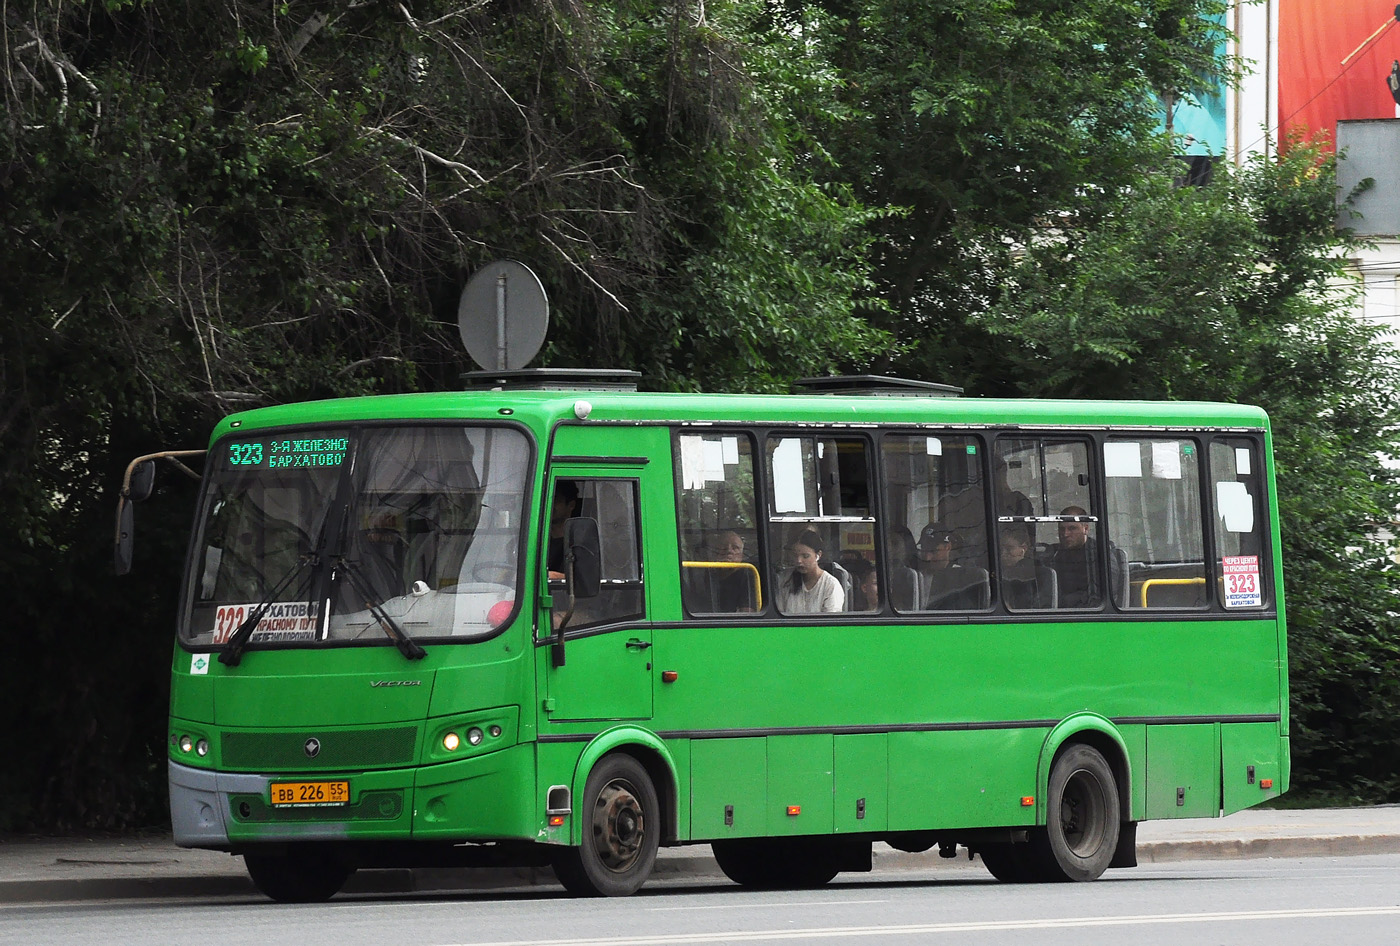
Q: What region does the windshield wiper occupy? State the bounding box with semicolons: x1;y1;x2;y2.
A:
218;554;317;667
336;556;427;660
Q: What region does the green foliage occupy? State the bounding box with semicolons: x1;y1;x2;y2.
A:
981;146;1400;800
817;0;1232;387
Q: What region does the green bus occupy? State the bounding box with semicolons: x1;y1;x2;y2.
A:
120;373;1288;900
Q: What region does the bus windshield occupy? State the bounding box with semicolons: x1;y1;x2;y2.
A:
181;425;531;649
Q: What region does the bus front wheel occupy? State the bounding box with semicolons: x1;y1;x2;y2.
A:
1030;743;1120;882
552;754;660;897
244;847;354;903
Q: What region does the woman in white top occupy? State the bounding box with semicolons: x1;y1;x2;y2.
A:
777;530;845;614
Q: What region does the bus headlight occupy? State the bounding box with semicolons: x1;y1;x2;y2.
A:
179;735;193;753
443;732;461;751
467;727;484;746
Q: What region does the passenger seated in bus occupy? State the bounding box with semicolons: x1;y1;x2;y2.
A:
885;527;921;611
999;525;1057;609
776;530;845;614
916;523;988;610
700;530;756;612
846;557;880;612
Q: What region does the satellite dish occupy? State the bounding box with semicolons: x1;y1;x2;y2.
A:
458;260;549;371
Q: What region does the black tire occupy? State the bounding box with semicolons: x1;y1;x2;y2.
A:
711;837;841;889
552;754;660;897
1029;744;1120;882
244;847;354;903
976;842;1037;883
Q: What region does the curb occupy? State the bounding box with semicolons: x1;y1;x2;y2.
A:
3;836;1397;904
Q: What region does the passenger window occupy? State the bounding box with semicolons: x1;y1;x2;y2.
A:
881;434;989;612
675;433;762;615
1210;439;1268;609
547;478;644;630
1104;439;1207;609
766;435;876;615
996;438;1111;609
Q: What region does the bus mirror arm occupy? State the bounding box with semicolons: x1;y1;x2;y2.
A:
113;449;206;576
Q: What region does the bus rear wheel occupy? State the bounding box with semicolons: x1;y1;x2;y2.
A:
552;754;660;897
244;847;354;903
1029;744;1120;882
711;838;841;889
976;842;1038;883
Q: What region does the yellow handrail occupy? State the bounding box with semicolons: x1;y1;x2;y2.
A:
1139;577;1207;608
681;561;763;610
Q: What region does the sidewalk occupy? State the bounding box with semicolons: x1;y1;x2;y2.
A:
3;807;1397;903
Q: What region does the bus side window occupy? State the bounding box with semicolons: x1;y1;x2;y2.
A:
997;438;1106;610
766;435;878;615
675;433;763;616
549;478;645;629
1210;439;1268;610
1104;439;1208;610
881;434;988;613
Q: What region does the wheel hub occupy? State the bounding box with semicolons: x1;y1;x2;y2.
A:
592;779;645;872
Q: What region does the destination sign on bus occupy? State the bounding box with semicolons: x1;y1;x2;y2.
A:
226;437;348;470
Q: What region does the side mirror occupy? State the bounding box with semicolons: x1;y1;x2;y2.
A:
112;449;206;576
126;459;156;502
114;498;136;576
564;517;601;598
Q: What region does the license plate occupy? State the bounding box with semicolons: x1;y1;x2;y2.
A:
269;780;350;807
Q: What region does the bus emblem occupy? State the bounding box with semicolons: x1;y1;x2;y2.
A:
304;738;321;758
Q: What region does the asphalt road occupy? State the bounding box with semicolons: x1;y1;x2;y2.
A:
3;853;1398;946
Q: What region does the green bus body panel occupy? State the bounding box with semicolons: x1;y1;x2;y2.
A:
691;738;767;838
170;390;1286;856
1146;724;1220;818
1221;723;1286;813
889;729;1041;830
412;743;535;839
835;733;888;833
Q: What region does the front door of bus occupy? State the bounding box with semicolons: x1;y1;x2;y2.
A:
543;471;653;721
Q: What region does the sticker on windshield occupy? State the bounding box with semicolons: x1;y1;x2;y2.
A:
1222;556;1262;608
213;601;321;643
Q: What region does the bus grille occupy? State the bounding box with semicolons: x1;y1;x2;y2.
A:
221;727;418;770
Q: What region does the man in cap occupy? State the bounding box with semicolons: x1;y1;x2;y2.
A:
916;523;986;610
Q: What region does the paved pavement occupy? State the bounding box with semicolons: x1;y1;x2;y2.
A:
2;806;1397;903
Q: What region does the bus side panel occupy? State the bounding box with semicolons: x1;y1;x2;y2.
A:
835;733;889;833
536;740;585;844
1145;723;1220;818
1117;723;1148;822
888;729;1040;831
690;737;766;839
1220;722;1285;814
765;734;835;836
412;743;536;839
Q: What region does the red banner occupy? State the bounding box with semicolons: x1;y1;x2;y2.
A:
1280;1;1400;148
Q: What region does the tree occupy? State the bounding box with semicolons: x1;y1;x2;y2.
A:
981;145;1400;800
0;0;883;831
815;0;1232;388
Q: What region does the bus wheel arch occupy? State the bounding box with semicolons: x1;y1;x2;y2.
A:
569;728;679;846
1039;717;1132;826
1032;720;1131;882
